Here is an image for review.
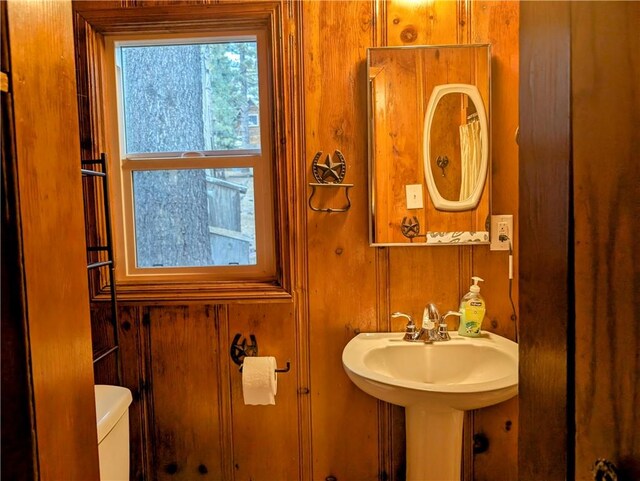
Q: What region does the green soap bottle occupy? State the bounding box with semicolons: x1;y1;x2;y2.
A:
458;276;486;337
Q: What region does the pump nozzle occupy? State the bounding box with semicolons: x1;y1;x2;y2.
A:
470;276;484;293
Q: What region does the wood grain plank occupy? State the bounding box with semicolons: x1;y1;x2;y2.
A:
6;0;100;479
146;305;223;480
302;2;381;479
117;305;151;481
572;2;640;479
226;303;300;481
519;2;572;479
386;0;458;47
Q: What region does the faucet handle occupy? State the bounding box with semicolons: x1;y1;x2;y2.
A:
391;311;414;324
442;311;462;328
438;311;462;341
392;312;416;341
442;310;462;321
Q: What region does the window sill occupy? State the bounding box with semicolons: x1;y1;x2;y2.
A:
92;279;293;304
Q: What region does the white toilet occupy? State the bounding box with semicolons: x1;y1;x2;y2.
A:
94;385;133;481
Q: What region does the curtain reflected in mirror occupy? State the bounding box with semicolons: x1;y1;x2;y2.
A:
459;115;482;201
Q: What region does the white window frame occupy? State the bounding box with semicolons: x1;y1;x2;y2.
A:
103;30;276;285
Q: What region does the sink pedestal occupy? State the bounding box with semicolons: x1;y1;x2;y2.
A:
405;405;464;481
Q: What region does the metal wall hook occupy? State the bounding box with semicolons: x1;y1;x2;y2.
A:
400;216;426;242
593;459;619;481
230;333;258;366
230;333;290;374
436;155;449;176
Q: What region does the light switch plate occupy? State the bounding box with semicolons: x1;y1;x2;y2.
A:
405;184;424;209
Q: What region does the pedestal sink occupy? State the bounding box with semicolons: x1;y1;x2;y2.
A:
342;332;518;481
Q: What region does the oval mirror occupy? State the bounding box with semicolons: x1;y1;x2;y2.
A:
423;84;488;212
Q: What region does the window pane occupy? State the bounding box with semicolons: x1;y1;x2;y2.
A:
132;168;256;268
120;41;261;155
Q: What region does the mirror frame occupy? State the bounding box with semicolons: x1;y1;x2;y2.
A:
423;83;488;212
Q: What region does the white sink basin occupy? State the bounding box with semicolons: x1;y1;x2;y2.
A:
342;331;517;410
342;331;518;481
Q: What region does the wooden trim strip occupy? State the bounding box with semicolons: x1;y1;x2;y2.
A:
288;2;313;478
215;305;235;480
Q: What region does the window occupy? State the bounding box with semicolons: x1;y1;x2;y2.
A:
104;32;277;288
74;4;294;301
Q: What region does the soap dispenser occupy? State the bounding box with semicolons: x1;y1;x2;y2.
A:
457;276;486;337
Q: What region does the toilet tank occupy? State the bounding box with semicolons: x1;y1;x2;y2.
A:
95;385;133;481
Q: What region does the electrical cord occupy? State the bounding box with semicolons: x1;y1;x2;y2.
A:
499;234;518;342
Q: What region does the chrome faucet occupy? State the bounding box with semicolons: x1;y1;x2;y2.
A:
422;303;442;342
392;305;447;343
392;305;461;343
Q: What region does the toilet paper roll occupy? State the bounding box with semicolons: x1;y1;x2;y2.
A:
242;356;278;405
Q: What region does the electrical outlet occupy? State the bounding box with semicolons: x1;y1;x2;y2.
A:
490;214;513;251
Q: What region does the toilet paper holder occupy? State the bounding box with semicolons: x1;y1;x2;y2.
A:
230;333;291;373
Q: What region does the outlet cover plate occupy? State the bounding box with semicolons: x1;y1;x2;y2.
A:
490;214;513;251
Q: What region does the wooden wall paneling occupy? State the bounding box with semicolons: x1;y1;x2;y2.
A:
145;305;224;480
471;0;520;341
117;305;151;481
385;0;458;47
519;2;572;480
372;4;397;479
282;1;313;478
302;1;381;479
571;2;640;479
374;245;406;481
470;397;518;481
6;1;101;479
214;304;235;480
467;3;520;481
90;302;118;368
226;303;300;480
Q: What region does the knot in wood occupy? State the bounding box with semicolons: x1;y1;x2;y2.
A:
400;26;418;43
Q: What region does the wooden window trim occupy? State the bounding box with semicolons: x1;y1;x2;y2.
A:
74;3;294;302
105;31;276;282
